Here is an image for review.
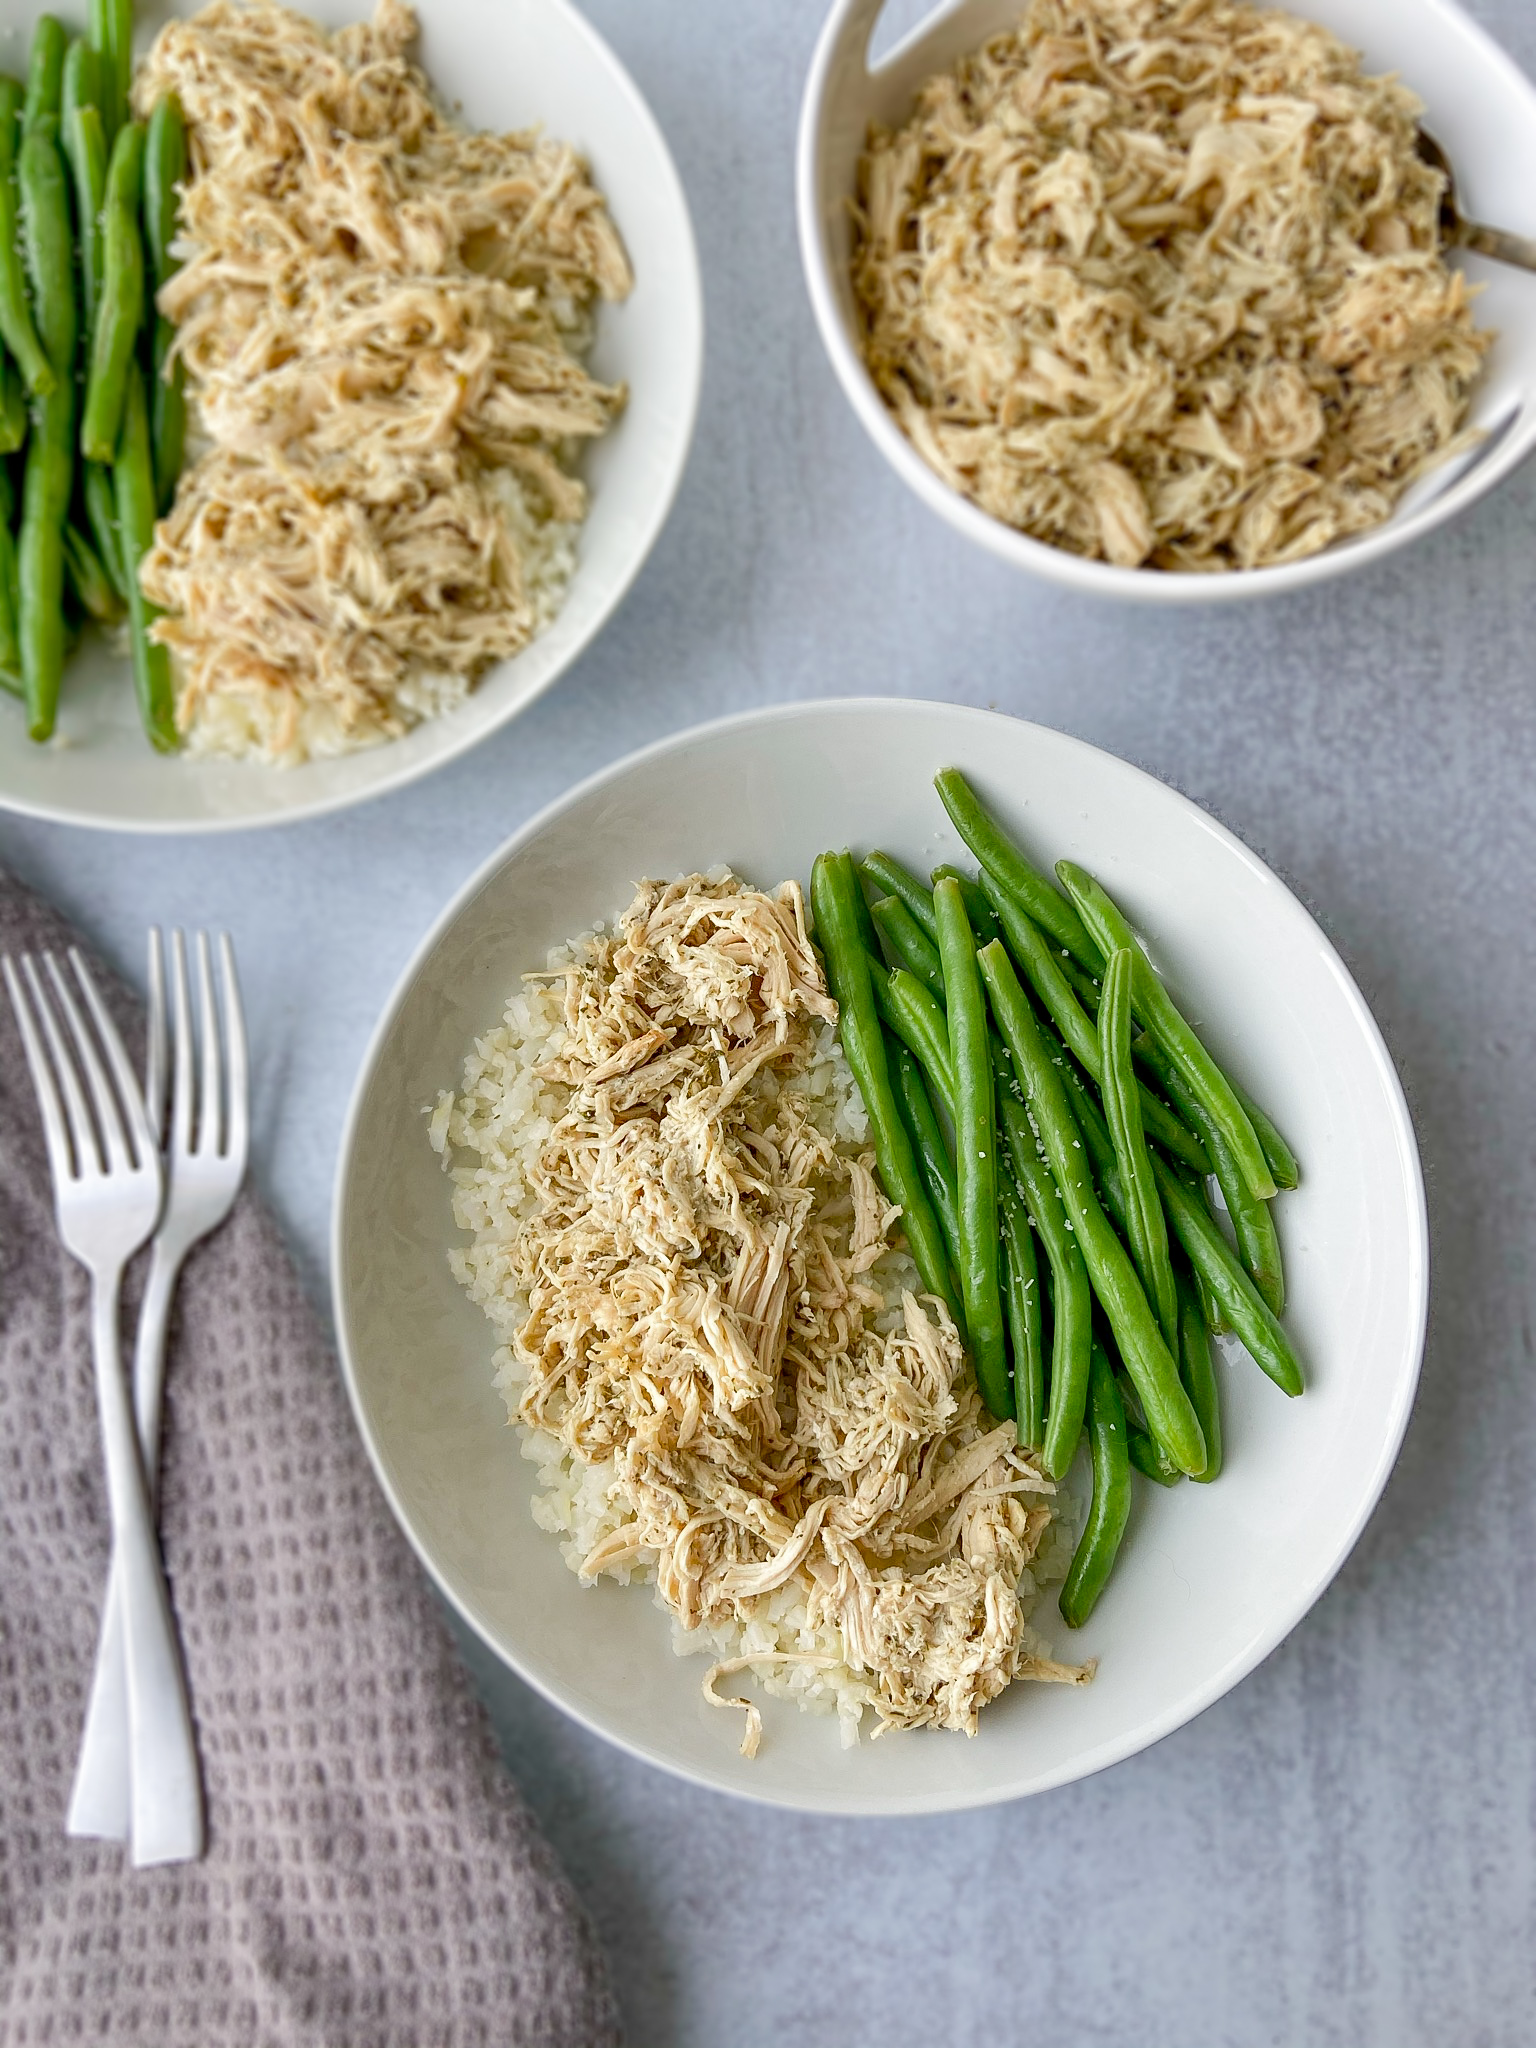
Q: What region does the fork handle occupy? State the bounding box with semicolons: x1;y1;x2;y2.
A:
84;1266;203;1866
67;1241;185;1848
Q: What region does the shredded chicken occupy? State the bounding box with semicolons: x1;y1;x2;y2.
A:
852;0;1491;571
474;873;1086;1742
135;0;630;762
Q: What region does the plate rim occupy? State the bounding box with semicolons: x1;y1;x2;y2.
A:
330;696;1430;1814
0;0;704;835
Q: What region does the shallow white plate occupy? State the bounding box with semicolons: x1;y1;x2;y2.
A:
0;0;702;830
798;0;1536;603
332;700;1428;1815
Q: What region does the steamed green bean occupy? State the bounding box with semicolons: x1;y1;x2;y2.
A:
18;110;75;742
996;1079;1090;1481
871;893;945;1001
81;119;145;466
860;851;939;941
1137;1033;1284;1316
980;939;1206;1476
812;851;961;1328
1100;948;1178;1350
1056;860;1276;1202
934;877;1009;1422
999;1172;1044;1451
892;1040;962;1278
983;869;1208;1173
1176;1274;1222;1484
1152;1152;1303;1397
1059;1342;1130;1628
0;78;55;398
935;767;1101;971
931;865;1000;948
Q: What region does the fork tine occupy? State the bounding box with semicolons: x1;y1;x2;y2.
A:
218;933;249;1168
46;956;134;1176
22;956;101;1176
69;948;160;1172
168;930;194;1159
144;928;167;1145
4;956;78;1187
194;932;223;1158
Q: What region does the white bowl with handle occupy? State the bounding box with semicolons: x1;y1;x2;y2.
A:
0;0;702;830
797;0;1536;602
332;698;1429;1815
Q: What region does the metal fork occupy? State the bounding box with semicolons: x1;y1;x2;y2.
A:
3;947;202;1867
67;931;248;1858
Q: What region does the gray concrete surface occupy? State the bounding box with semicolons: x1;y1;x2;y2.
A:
2;3;1534;2041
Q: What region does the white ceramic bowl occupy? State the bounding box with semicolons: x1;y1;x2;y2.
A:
332;699;1428;1815
0;0;702;830
797;0;1536;603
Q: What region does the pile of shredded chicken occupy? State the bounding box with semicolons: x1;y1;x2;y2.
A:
135;0;630;762
503;873;1084;1747
852;0;1491;571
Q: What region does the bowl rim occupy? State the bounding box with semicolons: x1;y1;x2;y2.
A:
330;696;1431;1814
0;0;704;836
795;0;1536;605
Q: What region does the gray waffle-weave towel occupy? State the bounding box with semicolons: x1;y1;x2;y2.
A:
0;873;621;2048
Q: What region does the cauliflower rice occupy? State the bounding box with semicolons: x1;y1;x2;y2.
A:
434;872;1087;1754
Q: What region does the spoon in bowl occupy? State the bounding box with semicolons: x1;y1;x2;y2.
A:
1418;130;1536;271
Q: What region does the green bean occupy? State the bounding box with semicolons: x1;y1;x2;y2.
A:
114;364;178;752
870;957;956;1115
1150;1152;1303;1397
860;850;938;941
83;458;125;599
1126;1412;1183;1486
23;18;65;132
1100;948;1179;1349
64;99;107;336
0;354;25;452
1176;1274;1222;1484
60;40;98;163
1135;1033;1284;1315
144;96;184;280
0;80;55;398
812;852;961;1328
0;468;20;686
63;519;120;621
1233;1085;1299;1193
933;878;1009;1422
81;120;144;466
18;112;75;742
106;0;132;144
1056;1052;1129;1231
996;1080;1090;1479
1059;1341;1130;1628
1061;955;1103;1011
935;768;1101;971
999;1173;1044;1450
931;866;1001;948
871;894;945;1001
88;0;122;143
19;449;68;737
983;870;1209;1173
891;1040;962;1278
979;939;1207;1475
1055;861;1276;1202
20;113;74;375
